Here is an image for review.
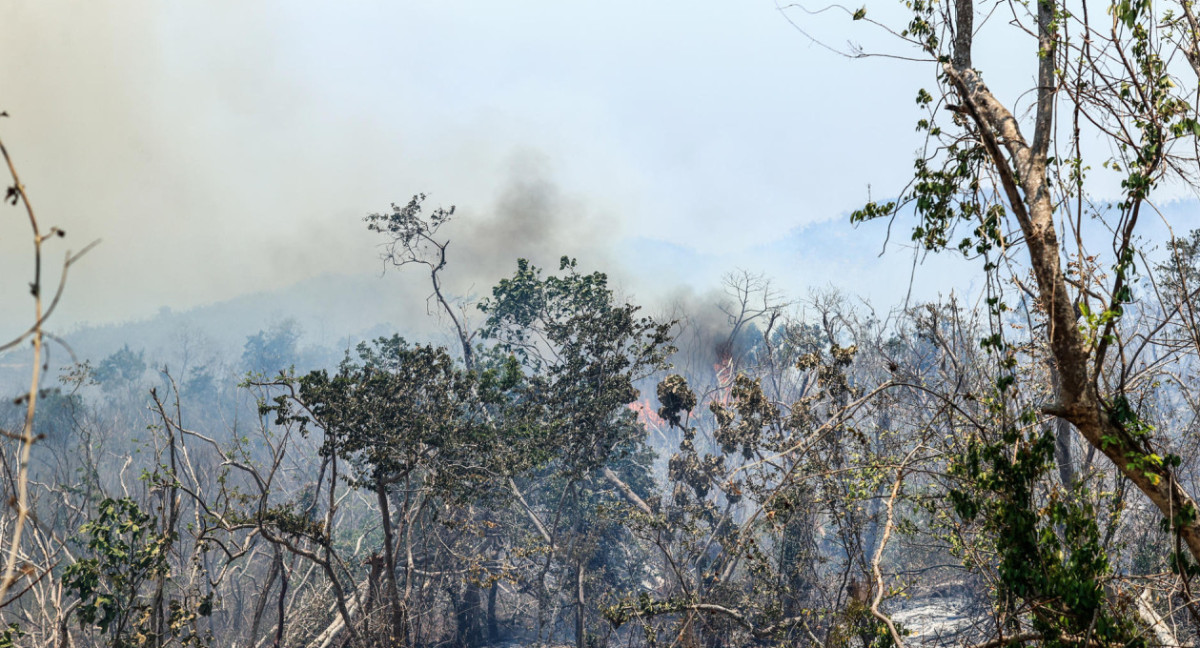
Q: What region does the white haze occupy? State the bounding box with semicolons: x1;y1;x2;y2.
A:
0;0;1179;346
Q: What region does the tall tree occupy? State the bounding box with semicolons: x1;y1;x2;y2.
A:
480;257;674;648
839;0;1200;638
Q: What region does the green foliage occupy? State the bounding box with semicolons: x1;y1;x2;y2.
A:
364;193;454;256
479;257;675;474
602;593;692;629
656;374;696;428
64;498;170;640
1103;395;1180;495
711;374;779;459
63;497;211;647
291;336;491;494
853;144;1004;259
241;320;300;375
835;600;910;648
0;625;23;648
949;425;1143;647
259;501;328;542
92;345;147;390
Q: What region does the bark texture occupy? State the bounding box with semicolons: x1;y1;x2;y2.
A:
946;0;1200;564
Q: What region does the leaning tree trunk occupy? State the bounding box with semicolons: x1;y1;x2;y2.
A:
945;0;1200;566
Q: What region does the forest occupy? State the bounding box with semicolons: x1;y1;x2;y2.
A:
4;0;1200;647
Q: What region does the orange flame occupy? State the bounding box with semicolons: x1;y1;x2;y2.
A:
712;353;734;405
629;399;666;432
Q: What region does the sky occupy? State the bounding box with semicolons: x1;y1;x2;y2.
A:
0;1;1187;343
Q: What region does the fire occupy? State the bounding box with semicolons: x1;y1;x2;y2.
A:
712;351;734;404
627;349;734;436
628;399;666;432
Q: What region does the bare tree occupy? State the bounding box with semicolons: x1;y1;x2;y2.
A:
0;122;96;609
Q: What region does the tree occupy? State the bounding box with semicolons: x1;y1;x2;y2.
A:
365;195;476;368
93;345;148;392
0;121;96;617
241;320;301;376
606;293;929;648
834;0;1200;638
63;497;212;648
287;336;486;646
480;257;674;476
479;257;674;648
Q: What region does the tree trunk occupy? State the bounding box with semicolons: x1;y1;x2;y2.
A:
575;560;586;648
273;557;289;648
249;552;280;646
1050;366;1077;490
487;582;499;645
463;580;483;648
376;480;405;647
945;0;1200;565
449;583;465;646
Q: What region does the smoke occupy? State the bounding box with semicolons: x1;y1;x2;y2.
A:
434;151;619;302
0;1;967;366
0;2;626;341
650;286;734;382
